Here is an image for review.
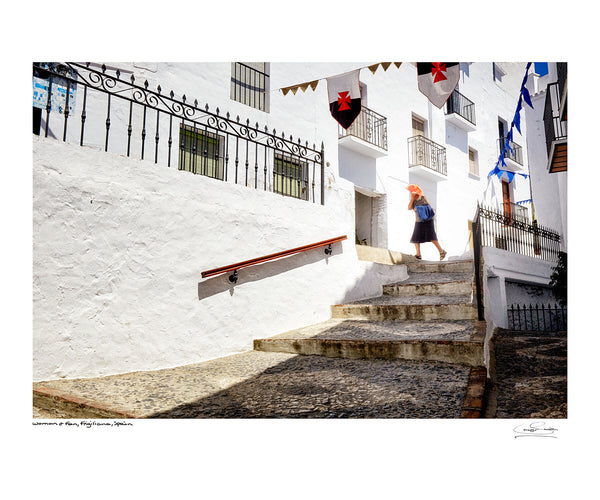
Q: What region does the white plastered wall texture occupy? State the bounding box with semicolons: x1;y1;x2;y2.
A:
33;137;407;381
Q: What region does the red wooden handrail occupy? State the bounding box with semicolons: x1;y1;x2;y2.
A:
201;235;347;281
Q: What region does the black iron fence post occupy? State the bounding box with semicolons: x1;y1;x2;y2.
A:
473;204;484;320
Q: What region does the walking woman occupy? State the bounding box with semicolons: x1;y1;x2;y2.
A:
407;184;447;260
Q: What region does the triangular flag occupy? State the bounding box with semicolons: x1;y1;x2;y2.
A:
381;62;392;71
521;85;533;108
368;64;380;74
299;82;310;92
309;80;319;91
394;62;402;68
417;62;460;108
327;69;362;129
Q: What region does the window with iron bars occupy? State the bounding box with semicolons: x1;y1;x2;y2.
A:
273;153;309;200
230;62;270;112
178;124;224;180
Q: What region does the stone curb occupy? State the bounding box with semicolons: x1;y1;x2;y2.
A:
460;366;488;418
33;386;140;419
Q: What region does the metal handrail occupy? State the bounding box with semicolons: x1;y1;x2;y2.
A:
201;235;347;282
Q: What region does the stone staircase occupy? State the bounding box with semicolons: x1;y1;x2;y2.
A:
254;257;484;367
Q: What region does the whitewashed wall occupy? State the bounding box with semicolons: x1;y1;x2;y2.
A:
40;61;533;262
524;67;568;250
33;137;407;381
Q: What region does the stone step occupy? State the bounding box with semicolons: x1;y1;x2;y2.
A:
355;244;416;265
253;319;485;366
384;273;473;296
407;260;473;274
331;294;477;321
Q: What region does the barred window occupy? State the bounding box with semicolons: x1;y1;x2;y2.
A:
178;124;224;180
230;62;270;112
273;154;308;200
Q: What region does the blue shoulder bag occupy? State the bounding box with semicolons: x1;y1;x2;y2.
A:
415;204;435;222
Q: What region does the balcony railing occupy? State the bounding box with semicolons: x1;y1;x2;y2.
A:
543;82;568;156
502;202;529;223
445;89;476;125
338;105;387;150
497;137;523;166
407;135;447;176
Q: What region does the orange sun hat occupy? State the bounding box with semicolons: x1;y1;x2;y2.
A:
406;184;423;196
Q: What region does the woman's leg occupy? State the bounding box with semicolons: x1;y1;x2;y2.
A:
432;240;447;259
414;243;421;258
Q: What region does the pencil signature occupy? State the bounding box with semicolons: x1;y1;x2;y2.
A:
513;421;559;439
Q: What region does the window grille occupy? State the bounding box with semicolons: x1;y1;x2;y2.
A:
178;124;224;180
273;153;308;200
230;62;269;112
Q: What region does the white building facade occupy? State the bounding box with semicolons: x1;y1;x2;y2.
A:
33;61;542;380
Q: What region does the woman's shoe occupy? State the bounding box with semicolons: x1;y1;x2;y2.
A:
439;250;447;261
415;255;422;260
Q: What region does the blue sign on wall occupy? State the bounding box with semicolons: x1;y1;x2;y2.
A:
33;75;76;114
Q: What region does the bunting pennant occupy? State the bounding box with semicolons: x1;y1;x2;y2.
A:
327;69;362;129
278;62;402;97
417;62;460;108
487;63;535;185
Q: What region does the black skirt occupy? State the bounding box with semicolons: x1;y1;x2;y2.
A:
410;220;438;243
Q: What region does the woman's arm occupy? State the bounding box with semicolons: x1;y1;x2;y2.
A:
408;193;417;210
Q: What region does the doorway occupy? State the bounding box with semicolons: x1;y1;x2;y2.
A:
354;188;387;248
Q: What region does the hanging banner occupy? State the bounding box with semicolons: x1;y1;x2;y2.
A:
417;62;460;108
327;69;361;129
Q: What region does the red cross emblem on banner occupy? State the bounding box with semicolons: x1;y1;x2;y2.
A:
431;63;447;83
337;91;351;111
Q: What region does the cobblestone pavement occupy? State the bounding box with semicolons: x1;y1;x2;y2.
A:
33;351;471;419
488;329;567;418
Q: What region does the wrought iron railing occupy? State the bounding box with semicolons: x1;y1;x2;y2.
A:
472;203;561;321
508;303;567;332
543;81;568;158
32;62;325;204
338;105;387;150
445;89;476;125
407;135;447;176
497;137;523;165
475;204;560;260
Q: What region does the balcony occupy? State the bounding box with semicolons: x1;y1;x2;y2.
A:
444;90;476;132
407;135;447;180
502;202;530;223
497;137;524;169
338;106;387;158
544;80;567;173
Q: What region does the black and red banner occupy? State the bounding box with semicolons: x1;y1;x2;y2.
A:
327;69;362;129
417;62;460;108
